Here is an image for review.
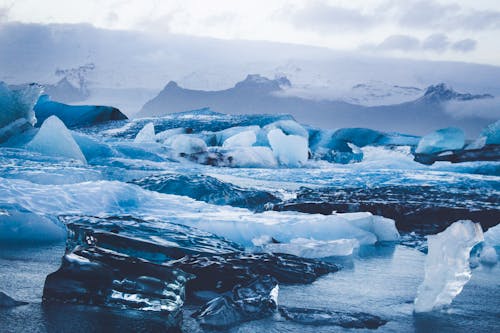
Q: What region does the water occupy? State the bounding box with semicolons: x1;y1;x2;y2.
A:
1;244;499;332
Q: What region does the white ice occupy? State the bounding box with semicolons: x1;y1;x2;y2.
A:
0;178;398;247
26;116;87;164
222;130;256;148
170;134;208;155
414;220;484;313
134;122;156;143
267;128;308;167
224;146;277;168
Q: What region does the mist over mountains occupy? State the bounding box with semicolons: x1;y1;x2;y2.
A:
1;22;499;135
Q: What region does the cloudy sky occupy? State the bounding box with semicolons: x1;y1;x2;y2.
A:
1;0;500;66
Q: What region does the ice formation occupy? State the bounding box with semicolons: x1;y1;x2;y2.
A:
224;146;278;168
222;130;256;148
26;116;87;164
0;292;28;307
484;223;500;246
0;82;42;142
170;135;208;155
267;128;308;167
414;220;484;313
415;127;465;154
481;120;500;145
261;238;359;258
0;208;66;244
34;94;127;128
134;122;156;143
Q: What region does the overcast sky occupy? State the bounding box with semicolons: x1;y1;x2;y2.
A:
1;0;500;66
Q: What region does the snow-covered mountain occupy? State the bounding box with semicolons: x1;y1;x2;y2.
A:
138;75;494;136
2;22;500;117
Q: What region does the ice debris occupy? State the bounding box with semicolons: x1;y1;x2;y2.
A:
26;116;87;164
414;220;484;313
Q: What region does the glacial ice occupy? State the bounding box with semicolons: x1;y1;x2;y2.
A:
170;134;208;155
215;125;260;146
414;220;484;313
134;122;156;143
267;128;308;167
0;82;42;143
222;146;278;168
222;130;257;148
0;178;398;249
0;207;66;244
193;275;278;328
34;94;127;128
72;132;115;161
261;238;359;258
481;120;500;145
415;127;465;154
26;116;87;164
484;223;500;246
479;246;498;265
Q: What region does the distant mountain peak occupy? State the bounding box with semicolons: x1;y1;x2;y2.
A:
422;83;493;103
234;74;291;91
164;81;180;89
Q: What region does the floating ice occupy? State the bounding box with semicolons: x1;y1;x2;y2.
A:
0;178;398;248
193;275;278;328
155;127;189;143
134;122;156;143
215;126;260;146
26;116;87;164
223;146;278;168
0;207;66;244
170;134;208;155
267;128;308;167
0;82;42;143
34;95;127;128
261;238;359;258
72;132;115;161
481;120;500;145
415;127;465;154
484;223;500;246
222;130;256;148
414;220;484;313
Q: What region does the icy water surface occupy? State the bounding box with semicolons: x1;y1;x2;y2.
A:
1;112;499;332
1;244;499;332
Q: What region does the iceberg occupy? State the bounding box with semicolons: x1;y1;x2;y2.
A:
222;146;278;168
0;207;66;244
414;220;484;313
170;134;208;156
415;127;465;155
72;132;116;161
268;128;308;167
215;125;260;146
26;116;87;164
134;122;156;143
222;130;257;148
193;275;278;328
0;82;42;143
34;95;127;128
481;120;500;145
